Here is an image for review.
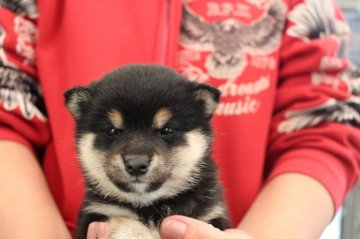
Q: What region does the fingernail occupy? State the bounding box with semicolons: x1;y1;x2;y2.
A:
161;219;187;239
87;222;97;239
87;222;109;239
97;222;108;238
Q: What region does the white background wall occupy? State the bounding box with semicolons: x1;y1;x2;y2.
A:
320;209;343;239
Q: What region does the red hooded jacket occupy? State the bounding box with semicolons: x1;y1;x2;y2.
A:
0;0;359;236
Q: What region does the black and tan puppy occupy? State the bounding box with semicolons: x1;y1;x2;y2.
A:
64;64;230;239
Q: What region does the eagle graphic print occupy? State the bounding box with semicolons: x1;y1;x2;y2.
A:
0;0;46;121
278;0;360;133
179;0;287;117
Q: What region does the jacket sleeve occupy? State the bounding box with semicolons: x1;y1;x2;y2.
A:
0;1;50;154
266;0;360;210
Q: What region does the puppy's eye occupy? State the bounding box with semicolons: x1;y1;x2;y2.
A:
105;127;121;137
158;127;174;137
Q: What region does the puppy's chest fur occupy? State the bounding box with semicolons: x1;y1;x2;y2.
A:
82;174;227;226
77;176;229;239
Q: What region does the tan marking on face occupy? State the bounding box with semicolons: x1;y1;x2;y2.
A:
153;108;172;129
148;129;209;198
108;109;123;129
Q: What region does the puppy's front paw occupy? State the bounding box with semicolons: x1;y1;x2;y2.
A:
108;218;160;239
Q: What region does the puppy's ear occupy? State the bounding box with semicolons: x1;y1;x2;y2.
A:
64;86;92;119
193;83;221;118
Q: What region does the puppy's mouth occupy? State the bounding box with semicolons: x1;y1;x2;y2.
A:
131;177;144;183
113;177;166;193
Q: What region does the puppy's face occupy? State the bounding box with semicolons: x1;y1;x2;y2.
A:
64;65;220;206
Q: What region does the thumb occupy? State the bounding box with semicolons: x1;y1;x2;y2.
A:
160;215;250;239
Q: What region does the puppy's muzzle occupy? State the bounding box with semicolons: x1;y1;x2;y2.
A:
124;154;151;176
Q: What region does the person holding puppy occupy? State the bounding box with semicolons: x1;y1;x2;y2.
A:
0;0;359;239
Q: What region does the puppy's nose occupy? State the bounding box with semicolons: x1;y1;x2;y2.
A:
124;154;150;176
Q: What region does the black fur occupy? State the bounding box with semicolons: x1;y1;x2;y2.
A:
64;64;230;239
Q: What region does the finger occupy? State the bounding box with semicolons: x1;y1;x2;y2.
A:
160;215;251;239
87;222;110;239
225;229;253;239
160;216;188;239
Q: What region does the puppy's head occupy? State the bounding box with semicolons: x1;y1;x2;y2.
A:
64;64;220;206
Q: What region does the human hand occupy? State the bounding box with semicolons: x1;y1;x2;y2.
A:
160;215;252;239
87;216;252;239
